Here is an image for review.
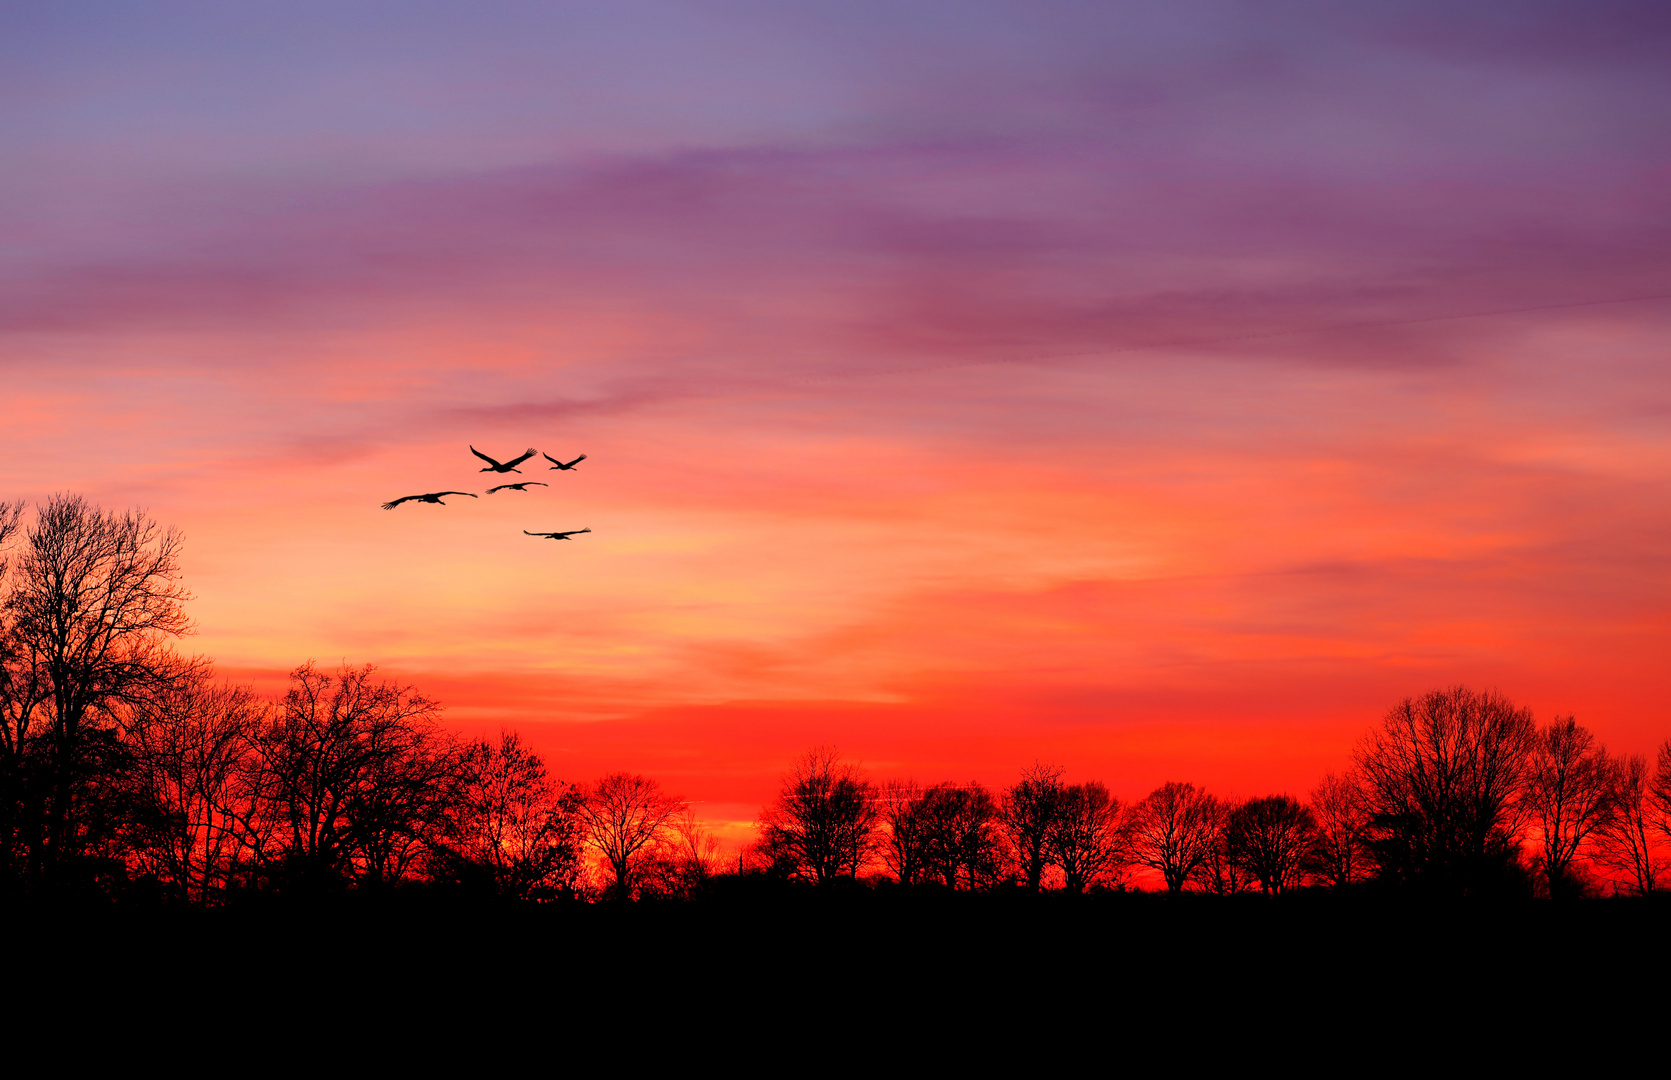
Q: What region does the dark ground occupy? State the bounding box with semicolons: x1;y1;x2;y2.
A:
12;887;1665;1064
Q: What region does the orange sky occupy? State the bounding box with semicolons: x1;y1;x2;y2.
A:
5;3;1670;847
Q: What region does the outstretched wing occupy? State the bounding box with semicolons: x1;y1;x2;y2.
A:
381;496;417;509
566;454;588;468
556;527;592;538
469;445;501;467
436;492;478;498
523;530;553;537
487;484;511;493
504;448;538;469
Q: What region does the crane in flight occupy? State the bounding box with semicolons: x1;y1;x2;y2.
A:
382;492;478;509
471;446;539;473
544;453;587;471
524;528;591;540
487;482;549;494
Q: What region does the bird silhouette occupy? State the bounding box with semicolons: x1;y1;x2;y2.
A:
471;446;539;473
543;453;587;470
381;492;478;509
487;482;549;494
524;528;591;540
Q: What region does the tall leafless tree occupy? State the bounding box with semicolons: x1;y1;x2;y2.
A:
0;499;35;884
1308;772;1369;889
1;495;198;887
259;662;453;890
580;772;680;900
918;782;1004;890
880;779;929;886
1526;717;1614;898
1048;781;1127;894
1224;795;1316;895
758;748;878;885
1594;754;1660;895
639;806;724;900
1652;740;1671;848
1129;781;1220;894
1194;798;1253;895
124;675;270;902
670;806;724;894
449;732;584;900
1355;686;1538;894
1000;763;1065;893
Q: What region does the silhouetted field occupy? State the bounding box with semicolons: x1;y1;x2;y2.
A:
18;887;1669;1019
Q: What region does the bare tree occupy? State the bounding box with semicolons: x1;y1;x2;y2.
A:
1048;781;1127;893
259;662;453;890
640;806;724;900
1224;795;1316;895
450;732;583;900
579;772;680;900
1129;781;1220;894
1193;798;1252;895
1001;763;1065;893
880;779;929;886
1595;754;1660;895
1;495;198;887
1653;740;1671;847
0;499;37;883
918;782;1005;890
1526;717;1614;898
1308;772;1369;889
124;676;269;902
1355;686;1538;895
758;748;878;885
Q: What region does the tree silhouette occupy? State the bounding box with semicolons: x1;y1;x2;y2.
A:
1048;781;1126;894
1001;763;1065;893
125;675;269;902
758;748;877;885
639;806;724;900
880;779;929;886
1195;798;1253;896
580;772;679;901
260;662;453;890
1652;740;1671;849
1595;754;1660;895
1355;686;1538;895
1;495;197;889
668;806;723;895
1129;782;1220;894
1526;718;1613;898
1224;795;1316;895
1308;772;1370;889
449;732;583;900
918;782;1004;890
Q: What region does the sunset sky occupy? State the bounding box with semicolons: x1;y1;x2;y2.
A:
4;1;1669;841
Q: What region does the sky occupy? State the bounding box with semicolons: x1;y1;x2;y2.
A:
3;1;1669;842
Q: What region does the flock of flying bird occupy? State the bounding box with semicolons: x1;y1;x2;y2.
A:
381;446;592;541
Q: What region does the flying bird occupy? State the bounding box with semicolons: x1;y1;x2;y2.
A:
381;492;478;509
543;453;587;471
470;446;539;473
487;482;549;494
523;528;591;540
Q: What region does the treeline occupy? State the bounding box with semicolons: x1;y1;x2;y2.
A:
0;495;606;901
4;494;1670;904
748;695;1671;900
